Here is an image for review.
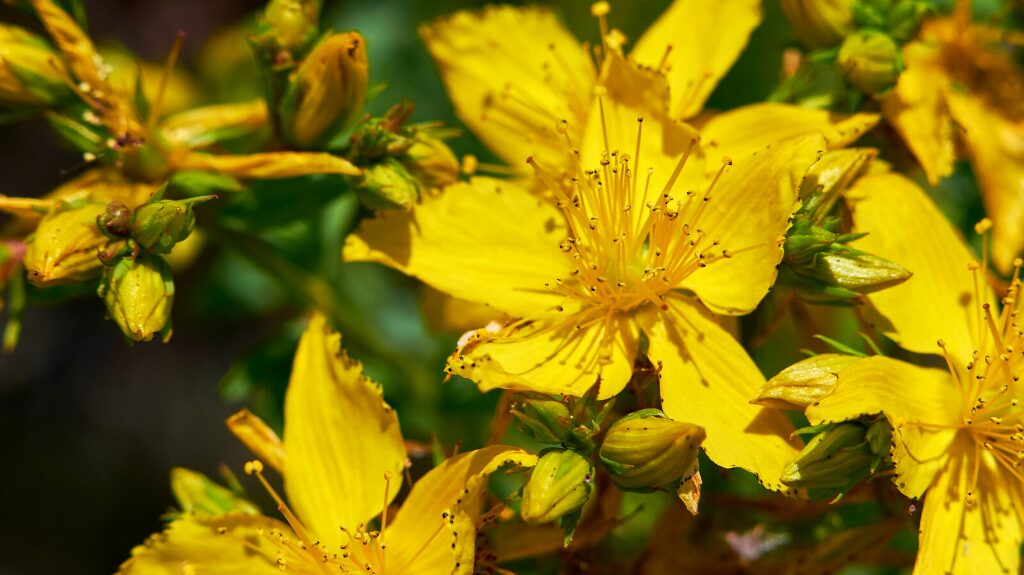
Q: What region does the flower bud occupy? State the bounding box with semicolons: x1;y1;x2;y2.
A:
24;202;107;286
131;196;215;254
0;24;72;106
866;417;892;457
358;157;420;210
813;252;911;293
404;134;460;188
754;354;859;410
170;467;259;516
280;32;368;149
599;409;705;491
851;0;929;42
99;253;174;342
521;449;593;526
781;423;873;489
514;397;574;445
838;31;901;96
781;0;855;49
262;0;321;55
98;201;134;238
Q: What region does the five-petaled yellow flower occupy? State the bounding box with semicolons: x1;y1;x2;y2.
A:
882;2;1024;274
803;170;1023;574
118;314;534;575
346;29;837;490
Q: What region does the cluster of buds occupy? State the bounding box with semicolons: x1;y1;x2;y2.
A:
778;151;910;304
514;387;706;542
94;190;215;342
779;0;930;103
780;418;892;496
347;102;460;209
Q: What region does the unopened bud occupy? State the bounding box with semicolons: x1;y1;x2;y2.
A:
754;354;860;410
813;252;911;293
132;196;214;254
852;0;929;42
262;0;320;55
866;418;893;457
838;31;901;96
98;201;134;238
0;24;72;106
514;398;573;445
599;409;705;491
521;449;593;526
281;32;368;148
24;202;107;286
781;423;873;489
99;253;174;342
170;468;259;516
358;158;420;210
781;0;855;49
404;134;460;188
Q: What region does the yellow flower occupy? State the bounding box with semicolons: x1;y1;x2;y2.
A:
118;314;535;574
803;171;1023;573
346;49;825;489
419;0;878;175
882;8;1024;273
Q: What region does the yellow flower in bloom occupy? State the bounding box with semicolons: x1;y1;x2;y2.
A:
119;314;535;574
419;0;878;176
803;171;1023;573
882;6;1024;273
346;50;823;489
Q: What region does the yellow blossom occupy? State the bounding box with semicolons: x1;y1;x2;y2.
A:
882;8;1024;273
346;50;821;489
118;314;535;574
803;171;1023;573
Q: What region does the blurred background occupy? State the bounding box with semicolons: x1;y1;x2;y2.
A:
0;0;1012;573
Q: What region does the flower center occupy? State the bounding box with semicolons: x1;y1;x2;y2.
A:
528;113;733;320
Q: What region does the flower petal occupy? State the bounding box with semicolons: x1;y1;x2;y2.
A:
680;133;827;315
946;91;1024;275
806;356;959;498
344;177;571;318
283;314;407;548
915;437;1023;575
116;513;285;575
387;445;537;575
698;103;879;168
631;0;762;119
175;151;360;178
881;43;954;185
420;6;594;169
448;310;639;399
846;171;992;362
646;296;803;492
226;408;284;473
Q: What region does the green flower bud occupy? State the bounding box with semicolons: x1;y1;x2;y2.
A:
754;354;860;410
781;0;855;49
280;32;368;149
813;252;911;294
781;423;873;489
404;134;460;188
98;201;134;238
170;467;259;516
99;253;174;342
852;0;929;41
514;398;573;445
521;449;593;526
24;202;107;286
599;409;705;491
838;31;902;96
358;157;420;210
0;24;72;107
262;0;320;55
866;418;893;457
131;196;214;254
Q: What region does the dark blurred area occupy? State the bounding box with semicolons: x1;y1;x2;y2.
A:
0;0;794;573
